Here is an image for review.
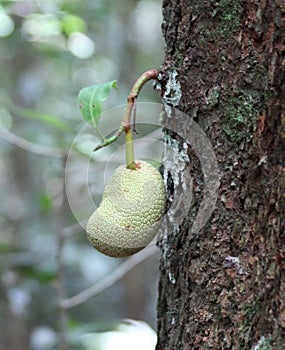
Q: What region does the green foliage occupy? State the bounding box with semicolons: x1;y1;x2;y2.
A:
19;265;56;284
61;14;87;36
0;243;11;253
14;107;70;131
38;193;53;214
78;81;117;128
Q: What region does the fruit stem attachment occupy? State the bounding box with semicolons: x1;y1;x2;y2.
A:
125;127;135;169
124;69;159;169
93;69;159;168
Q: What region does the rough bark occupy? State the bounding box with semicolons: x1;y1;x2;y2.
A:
156;0;285;349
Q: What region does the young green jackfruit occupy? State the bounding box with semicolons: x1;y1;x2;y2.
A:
86;160;166;258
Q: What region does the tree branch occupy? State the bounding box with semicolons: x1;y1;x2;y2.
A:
61;244;158;309
0;127;67;158
55;156;71;350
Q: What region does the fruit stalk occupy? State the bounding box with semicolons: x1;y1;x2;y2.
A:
93;69;159;168
123;69;158;170
125;127;136;169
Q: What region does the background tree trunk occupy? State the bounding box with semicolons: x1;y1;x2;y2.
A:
156;0;285;349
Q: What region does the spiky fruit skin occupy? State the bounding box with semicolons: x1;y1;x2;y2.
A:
86;160;166;258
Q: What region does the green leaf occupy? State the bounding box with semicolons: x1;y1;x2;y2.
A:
0;243;12;253
61;14;87;36
13;106;70;131
38;193;53;214
78;80;117;127
19;266;56;284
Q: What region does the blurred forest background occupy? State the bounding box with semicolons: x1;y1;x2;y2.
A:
0;0;164;349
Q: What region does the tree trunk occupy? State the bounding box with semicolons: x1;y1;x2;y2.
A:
156;0;285;349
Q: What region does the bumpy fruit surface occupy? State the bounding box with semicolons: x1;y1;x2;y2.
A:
86;160;166;258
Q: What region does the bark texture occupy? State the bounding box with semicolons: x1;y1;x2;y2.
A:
156;0;285;349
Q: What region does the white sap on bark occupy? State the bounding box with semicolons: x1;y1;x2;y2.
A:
156;70;192;284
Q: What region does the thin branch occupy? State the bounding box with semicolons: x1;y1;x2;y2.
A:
55;156;70;350
0;127;66;158
61;244;158;309
93;125;125;152
127;69;159;104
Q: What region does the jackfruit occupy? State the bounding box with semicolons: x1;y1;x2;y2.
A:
86;160;166;258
